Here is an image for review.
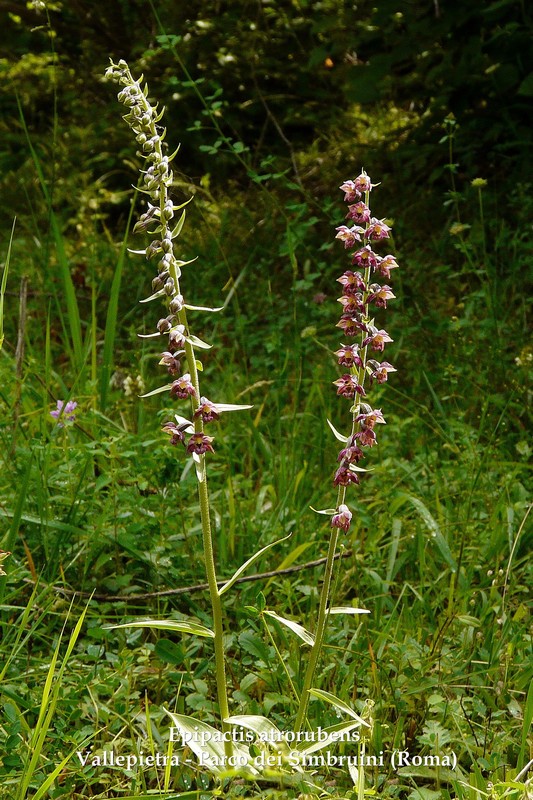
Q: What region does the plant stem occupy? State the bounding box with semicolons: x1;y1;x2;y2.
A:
197;470;233;757
293;527;339;731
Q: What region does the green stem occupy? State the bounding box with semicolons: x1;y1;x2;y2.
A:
197;470;233;757
294;189;374;732
294;527;339;731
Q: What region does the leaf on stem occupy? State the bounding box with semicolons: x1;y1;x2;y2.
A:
139;384;173;398
218;534;291;596
263;610;315;646
327;418;349;443
108;619;215;638
308;688;370;727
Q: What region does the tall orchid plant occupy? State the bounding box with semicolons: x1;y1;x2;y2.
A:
105;60;397;783
295;172;398;729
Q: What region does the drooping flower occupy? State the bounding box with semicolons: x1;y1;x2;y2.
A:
331;504;352;532
186;433;215;455
335;225;364;249
50;400;77;426
345;201;371;224
368;360;396;384
336;316;368;337
159;351;182;375
338;294;366;315
367;284;396;308
362;328;394;352
333;374;366;398
333;466;360;486
161;420;188;446
356;409;386;429
194;397;220;424
335;343;363;368
351;245;378;271
365;218;391;241
375;254;399;279
337;270;367;295
170;374;197;399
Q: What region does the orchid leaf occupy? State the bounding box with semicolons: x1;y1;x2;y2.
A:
225;715;283;743
219;534;291;596
213;403;253;413
139;384;173;398
170;209;186;239
108;619;215;638
185;303;225;313
308;688;370;727
327;418;349;443
263;610;315;646
139;289;165;303
185;334;212;350
165;712;257;776
295;719;365;755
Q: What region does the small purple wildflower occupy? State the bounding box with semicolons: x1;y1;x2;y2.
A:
50;400;77;427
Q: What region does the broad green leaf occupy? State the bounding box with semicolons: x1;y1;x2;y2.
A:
108;619;215;638
263;610;315;646
308;689;370;727
219;534;291;596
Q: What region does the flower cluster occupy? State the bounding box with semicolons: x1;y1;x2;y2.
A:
331;171;397;532
106;61;250;461
105;60;219;456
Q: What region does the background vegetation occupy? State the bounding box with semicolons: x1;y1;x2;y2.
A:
0;1;531;798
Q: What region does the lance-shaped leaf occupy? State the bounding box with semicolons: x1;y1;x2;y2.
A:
225;715;284;744
175;256;198;268
294;719;365;755
139;383;173;398
308;688;370;727
219;534;291;596
184;303;225;313
171;209;187;239
263;610;315;646
108;619;215;638
327;418;350;443
139;288;166;304
213;403;253;414
309;506;337;516
185;333;212;350
165;712;257;776
327;606;370;615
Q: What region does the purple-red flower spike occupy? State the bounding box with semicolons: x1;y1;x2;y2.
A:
329;169;398;518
